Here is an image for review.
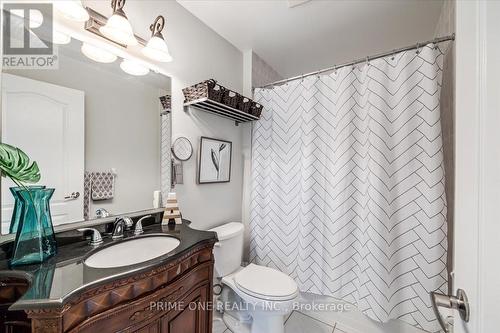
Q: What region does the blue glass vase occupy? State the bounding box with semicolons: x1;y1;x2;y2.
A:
9;186;46;234
10;187;57;267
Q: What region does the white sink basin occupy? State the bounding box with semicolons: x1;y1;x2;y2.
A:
84;235;180;268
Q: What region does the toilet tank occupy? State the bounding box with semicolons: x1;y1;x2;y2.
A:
209;222;244;278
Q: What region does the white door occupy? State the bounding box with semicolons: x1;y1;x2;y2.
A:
1;73;85;233
442;1;500;333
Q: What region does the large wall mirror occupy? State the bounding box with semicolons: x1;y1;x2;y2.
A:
0;38;171;235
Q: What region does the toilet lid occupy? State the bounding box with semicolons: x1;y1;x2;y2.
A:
234;264;298;301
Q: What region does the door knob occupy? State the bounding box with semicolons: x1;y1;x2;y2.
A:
431;288;470;333
64;192;80;200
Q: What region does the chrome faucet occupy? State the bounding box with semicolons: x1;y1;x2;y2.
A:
112;216;133;239
133;215;152;235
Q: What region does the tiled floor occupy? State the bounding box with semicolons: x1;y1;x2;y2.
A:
213;292;428;333
285;311;337;333
213;310;346;333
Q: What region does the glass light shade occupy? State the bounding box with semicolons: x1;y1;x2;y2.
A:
99;14;138;46
53;0;89;22
53;30;71;45
142;36;173;62
81;43;117;63
120;59;149;76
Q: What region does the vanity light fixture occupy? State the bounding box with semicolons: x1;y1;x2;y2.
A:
81;42;117;63
120;59;149;76
53;0;90;22
142;16;173;63
99;0;137;46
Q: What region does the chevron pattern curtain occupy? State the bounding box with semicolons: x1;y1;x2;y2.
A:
250;44;447;332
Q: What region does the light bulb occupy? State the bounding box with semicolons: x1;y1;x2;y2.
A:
142;36;173;62
120;59;149;76
53;0;89;22
81;43;117;63
99;14;137;46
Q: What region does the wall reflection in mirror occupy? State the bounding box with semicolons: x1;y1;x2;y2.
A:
1;38;171;235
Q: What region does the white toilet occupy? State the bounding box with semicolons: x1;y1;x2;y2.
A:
209;222;298;333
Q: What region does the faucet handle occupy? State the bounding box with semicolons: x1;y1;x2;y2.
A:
112;217;126;239
134;215;152;235
78;228;103;246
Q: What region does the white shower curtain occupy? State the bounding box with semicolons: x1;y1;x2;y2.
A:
250;44;447;332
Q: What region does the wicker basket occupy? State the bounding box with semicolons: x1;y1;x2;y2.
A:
250;102;263;117
182;79;225;103
222;89;241;108
238;96;252;112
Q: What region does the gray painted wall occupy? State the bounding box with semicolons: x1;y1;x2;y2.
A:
252;52;283;88
87;0;245;231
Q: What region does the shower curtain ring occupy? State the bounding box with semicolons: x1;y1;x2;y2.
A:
391;50;396;61
416;43;421;54
366;56;370;66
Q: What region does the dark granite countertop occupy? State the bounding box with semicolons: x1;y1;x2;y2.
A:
0;220;217;311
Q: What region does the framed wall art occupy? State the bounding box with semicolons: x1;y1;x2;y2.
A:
198;137;232;184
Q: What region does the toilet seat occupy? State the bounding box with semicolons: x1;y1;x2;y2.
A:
233;264;298;301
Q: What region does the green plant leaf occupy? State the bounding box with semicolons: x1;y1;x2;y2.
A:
0;143;41;184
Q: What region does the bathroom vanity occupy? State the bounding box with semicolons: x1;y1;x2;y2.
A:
0;214;217;333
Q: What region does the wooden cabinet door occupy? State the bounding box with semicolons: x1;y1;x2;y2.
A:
161;284;211;333
135;321;160;333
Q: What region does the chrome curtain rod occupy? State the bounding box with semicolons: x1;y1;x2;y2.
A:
259;34;455;89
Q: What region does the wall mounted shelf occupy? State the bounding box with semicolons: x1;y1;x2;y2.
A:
184;98;260;125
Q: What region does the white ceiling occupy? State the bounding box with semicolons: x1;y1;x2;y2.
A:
177;0;444;78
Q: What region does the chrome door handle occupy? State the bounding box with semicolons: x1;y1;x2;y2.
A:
64;192;80;200
431;289;470;333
